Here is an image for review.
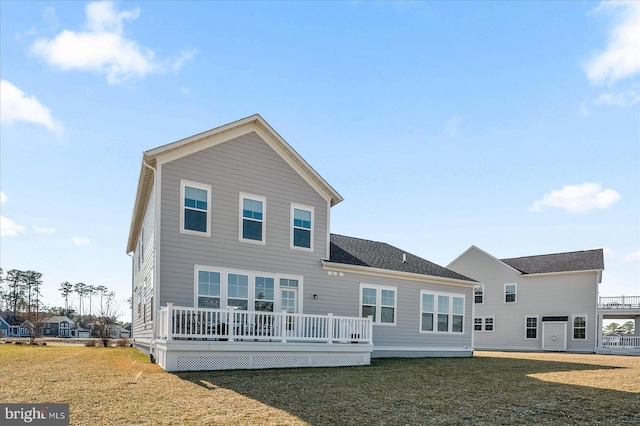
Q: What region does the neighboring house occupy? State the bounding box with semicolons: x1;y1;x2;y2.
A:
42;316;75;337
127;114;476;371
0;317;33;338
447;246;604;353
88;321;123;339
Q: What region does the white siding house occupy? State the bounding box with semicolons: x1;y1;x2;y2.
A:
126;114;476;371
447;246;604;353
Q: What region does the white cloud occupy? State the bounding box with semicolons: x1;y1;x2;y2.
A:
624;251;640;262
30;1;195;84
72;236;91;246
0;192;6;203
33;225;56;235
531;182;621;213
594;89;640;107
584;2;640;86
1;216;26;237
0;80;62;131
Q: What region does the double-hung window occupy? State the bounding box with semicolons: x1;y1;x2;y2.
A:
240;194;266;244
197;271;221;309
180;180;211;236
474;285;484;304
420;291;465;333
254;276;275;312
228;273;249;310
360;284;396;325
525;316;538;339
291;204;314;250
504;283;517;303
573;315;587;339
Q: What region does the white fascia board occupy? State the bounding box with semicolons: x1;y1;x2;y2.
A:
321;261;477;288
150;115;343;207
520;269;604;279
126;158;155;253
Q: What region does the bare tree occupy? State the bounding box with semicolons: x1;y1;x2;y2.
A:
93;291;121;347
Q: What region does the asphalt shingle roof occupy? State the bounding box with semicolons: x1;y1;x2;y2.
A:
500;249;604;274
328;234;475;282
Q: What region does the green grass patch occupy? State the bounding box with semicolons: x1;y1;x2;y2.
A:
1;344;638;425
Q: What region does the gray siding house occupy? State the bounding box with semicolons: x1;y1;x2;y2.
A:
127;114;476;371
447;246;604;353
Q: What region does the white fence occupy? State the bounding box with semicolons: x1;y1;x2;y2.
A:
598;296;640;309
157;303;373;344
601;335;640;348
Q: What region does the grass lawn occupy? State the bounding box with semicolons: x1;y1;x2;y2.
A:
1;344;639;425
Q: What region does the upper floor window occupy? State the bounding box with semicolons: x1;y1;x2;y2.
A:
180;180;211;236
474;285;484;304
573;315;587;339
360;284;396;325
421;290;465;333
291;204;314;250
240;194;266;244
504;283;517;303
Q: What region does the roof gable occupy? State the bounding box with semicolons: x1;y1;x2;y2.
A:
500;249;604;274
328;234;475;282
127;114;343;253
447;245;523;275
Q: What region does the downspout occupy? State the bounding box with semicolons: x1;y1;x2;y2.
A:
142;158;157;355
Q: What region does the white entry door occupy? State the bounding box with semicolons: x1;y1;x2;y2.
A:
542;322;567;351
281;288;297;335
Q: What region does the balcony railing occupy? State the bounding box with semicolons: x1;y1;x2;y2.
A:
602;335;640;348
156;303;373;344
598;296;640;309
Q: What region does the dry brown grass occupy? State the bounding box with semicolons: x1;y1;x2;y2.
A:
1;344;638;425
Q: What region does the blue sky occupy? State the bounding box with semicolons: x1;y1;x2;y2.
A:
1;1;638;321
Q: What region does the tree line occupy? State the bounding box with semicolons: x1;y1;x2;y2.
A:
0;267;122;345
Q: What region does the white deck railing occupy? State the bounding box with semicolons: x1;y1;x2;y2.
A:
598;296;640;309
601;335;640;348
156;303;373;344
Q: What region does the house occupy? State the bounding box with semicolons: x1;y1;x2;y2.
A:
42;316;75;337
447;246;604;353
126;114;477;371
0;317;32;338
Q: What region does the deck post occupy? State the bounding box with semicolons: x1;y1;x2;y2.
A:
166;303;174;341
228;309;235;342
327;313;334;344
281;311;287;343
368;315;373;344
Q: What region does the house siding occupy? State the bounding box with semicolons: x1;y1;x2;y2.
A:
132;183;156;344
305;271;474;354
448;247;598;352
158;131;329;308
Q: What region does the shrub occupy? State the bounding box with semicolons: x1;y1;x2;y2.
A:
116;338;131;347
84;339;97;347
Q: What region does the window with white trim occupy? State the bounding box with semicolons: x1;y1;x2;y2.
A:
525;316;538;339
474;285;484;304
240;194;266;243
228;273;249;310
197;270;221;309
504;283;517;303
360;284;396;325
291;204;314;250
484;317;494;331
180;180;211;236
420;290;465;333
474;317;494;332
573;315;587;339
194;266;304;313
254;276;275;312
